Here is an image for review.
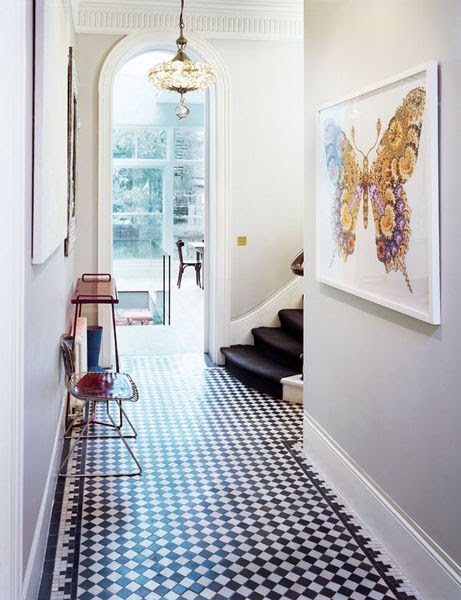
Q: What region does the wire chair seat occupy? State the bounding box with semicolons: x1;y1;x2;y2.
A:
68;371;139;402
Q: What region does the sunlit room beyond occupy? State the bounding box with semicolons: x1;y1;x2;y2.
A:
112;51;206;356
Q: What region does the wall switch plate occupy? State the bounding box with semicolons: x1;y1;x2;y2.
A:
237;236;247;246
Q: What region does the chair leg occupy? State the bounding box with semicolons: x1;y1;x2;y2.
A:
67;399;134;440
195;264;202;287
84;401;137;440
177;265;184;288
107;402;142;475
59;402;142;478
64;399;89;439
59;418;90;476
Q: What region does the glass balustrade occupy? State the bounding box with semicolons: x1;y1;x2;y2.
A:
113;238;171;327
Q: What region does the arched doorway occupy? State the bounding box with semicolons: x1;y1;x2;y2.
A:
97;31;231;365
111;50;206;354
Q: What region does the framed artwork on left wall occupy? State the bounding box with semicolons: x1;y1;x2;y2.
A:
32;0;68;263
65;46;78;257
316;62;440;324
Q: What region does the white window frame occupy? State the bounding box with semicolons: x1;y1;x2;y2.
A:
112;124;205;256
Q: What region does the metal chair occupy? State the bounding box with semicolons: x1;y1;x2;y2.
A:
59;335;142;478
176;239;202;288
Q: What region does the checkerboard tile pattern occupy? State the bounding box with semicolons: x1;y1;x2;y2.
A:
39;354;420;599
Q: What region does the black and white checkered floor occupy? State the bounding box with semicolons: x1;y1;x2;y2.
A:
39;354;420;599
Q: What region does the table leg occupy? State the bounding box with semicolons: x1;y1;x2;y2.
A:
111;304;120;373
111;303;123;429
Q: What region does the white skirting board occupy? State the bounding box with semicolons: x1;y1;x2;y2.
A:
303;412;461;600
281;373;303;404
22;400;65;600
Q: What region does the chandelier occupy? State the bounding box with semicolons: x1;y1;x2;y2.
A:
147;0;215;119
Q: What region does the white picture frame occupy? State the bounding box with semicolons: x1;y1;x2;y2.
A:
316;62;440;324
32;0;68;264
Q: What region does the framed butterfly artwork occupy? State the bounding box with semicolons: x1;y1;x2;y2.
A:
316;62;440;324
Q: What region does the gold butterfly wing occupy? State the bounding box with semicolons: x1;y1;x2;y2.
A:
370;87;426;291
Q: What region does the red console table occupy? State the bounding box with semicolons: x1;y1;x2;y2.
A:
67;273;121;428
70;273;120;372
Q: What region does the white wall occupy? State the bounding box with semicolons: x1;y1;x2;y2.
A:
75;33;304;320
23;0;77;594
211;39;304;318
304;0;461;580
75;33;124;281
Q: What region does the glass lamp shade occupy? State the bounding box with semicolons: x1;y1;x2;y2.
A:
148;50;215;95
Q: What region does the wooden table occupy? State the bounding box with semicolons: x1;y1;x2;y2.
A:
71;273;120;371
68;273;120;428
190;241;205;288
190;241;204;256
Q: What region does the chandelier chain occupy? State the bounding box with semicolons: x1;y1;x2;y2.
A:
179;0;185;31
176;0;187;48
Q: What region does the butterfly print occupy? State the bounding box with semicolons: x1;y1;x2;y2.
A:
323;87;426;292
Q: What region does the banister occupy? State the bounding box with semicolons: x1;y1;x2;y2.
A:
291;250;304;276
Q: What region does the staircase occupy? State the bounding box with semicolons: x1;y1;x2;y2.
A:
221;308;303;399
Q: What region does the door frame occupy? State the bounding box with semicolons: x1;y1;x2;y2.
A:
98;31;231;365
0;0;26;596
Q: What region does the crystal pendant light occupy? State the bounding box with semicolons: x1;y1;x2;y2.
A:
147;0;215;119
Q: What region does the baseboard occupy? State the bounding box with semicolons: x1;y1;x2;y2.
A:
303;412;461;600
229;277;303;345
22;399;65;600
281;373;303;404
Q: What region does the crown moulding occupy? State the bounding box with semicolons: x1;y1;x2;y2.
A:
72;1;303;40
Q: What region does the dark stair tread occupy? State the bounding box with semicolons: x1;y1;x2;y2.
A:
252;326;302;360
221;345;299;382
221;345;300;398
221;308;304;399
278;308;303;341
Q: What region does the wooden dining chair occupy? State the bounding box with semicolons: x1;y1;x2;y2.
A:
176;239;202;288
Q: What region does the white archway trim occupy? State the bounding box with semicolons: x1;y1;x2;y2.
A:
98;30;231;365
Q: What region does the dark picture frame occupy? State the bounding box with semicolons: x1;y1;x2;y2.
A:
65;46;78;257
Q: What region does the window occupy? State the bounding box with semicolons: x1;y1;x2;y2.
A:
174;128;204;160
173;163;204;243
113;167;163;258
173;130;204;258
113;126;167;159
112;125;204;258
